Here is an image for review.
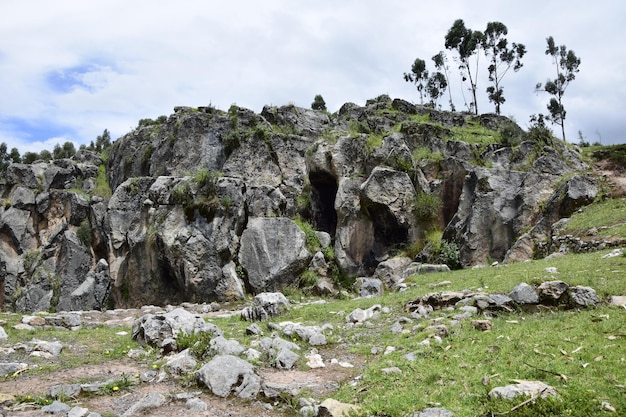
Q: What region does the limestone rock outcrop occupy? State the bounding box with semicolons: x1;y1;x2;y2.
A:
0;97;597;312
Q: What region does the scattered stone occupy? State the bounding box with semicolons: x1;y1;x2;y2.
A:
330;358;354;368
409;407;454;417
424;324;449;337
537;280;569;304
489;380;557;400
390;322;403;334
245;348;262;362
383;346;396;355
186;398;208;412
275;348;301;369
32;340;63;356
41;400;71;414
0;326;7;340
68;406;89;417
305;352;325;368
381;366;402;375
346;304;381;324
601;401;617;413
165;349;197;375
317;398;360;417
196;354;261;398
568;286;600;308
47;383;81;399
131;307;222;348
410;263;451;274
13;323;35;331
601;248;623;258
246;323;264;336
410;291;469;310
374;256;412;289
241;292;290;322
609;295;626;307
127;348;148;359
509;282;539;305
208;336;245;356
429;281;452;288
122;392;167;416
544;267;558;274
353;277;384;298
22;315;46;326
279;322;327;346
471;320;493;331
409;303;433;319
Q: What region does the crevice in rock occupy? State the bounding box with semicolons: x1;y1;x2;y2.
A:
365;202;409;250
308;171;338;237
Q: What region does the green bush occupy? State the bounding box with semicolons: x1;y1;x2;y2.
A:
76;218;92;248
414;192;442;229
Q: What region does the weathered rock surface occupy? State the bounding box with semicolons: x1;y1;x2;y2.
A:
241;292;290;322
196;354;261;398
131;307;222;348
1;98;604;312
488;380;557;400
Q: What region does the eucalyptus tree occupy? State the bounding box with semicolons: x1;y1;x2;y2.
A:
536;36;581;142
403;58;429;104
445;19;485;114
426;72;448;108
483;21;526;114
432;51;454;111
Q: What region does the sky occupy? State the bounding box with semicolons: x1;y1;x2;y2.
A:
1;0;625;155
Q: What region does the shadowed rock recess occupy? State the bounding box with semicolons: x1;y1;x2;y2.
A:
0;96;606;312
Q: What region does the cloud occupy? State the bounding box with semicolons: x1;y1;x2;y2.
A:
0;0;625;153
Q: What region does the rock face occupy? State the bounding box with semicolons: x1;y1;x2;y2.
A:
0;97;598;312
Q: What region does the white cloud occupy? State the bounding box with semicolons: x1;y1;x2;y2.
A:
0;0;625;152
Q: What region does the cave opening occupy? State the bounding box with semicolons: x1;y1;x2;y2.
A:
308;171;338;238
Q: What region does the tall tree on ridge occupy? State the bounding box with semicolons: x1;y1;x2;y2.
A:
432;51;454;111
483;21;526;115
403;58;429;104
536;36;581;142
445;19;485;114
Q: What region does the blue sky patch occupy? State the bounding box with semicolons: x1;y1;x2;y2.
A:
1;116;74;144
45;61;115;93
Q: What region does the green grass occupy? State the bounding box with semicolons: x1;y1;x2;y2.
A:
212;248;626;416
561;197;626;238
451;118;501;145
1;248;624;416
0;322;148;375
93;164;112;199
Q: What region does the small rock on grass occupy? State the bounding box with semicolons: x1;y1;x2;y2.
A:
317;398;360;417
41;400;70;414
471;320;492;331
488;380;557;400
121;392;167;416
409;408;454;417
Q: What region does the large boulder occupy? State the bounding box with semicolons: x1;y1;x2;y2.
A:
360;166;419;249
196;355;261;399
238;217;311;292
131;307;222;348
443;167;560;266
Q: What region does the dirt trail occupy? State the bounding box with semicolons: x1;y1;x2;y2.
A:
0;306;362;417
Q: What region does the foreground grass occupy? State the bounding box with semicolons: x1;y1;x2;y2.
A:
242;249;626;416
0;320;146;375
1;249;624;416
561;197;626;238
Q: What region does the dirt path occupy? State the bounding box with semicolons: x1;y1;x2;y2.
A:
0;306;362;417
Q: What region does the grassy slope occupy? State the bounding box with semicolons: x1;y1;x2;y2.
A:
204;246;626;417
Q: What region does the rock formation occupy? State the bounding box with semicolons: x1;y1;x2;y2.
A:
0;95;603;312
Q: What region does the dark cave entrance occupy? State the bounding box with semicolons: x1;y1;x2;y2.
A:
364;202;409;253
308;171;338;238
